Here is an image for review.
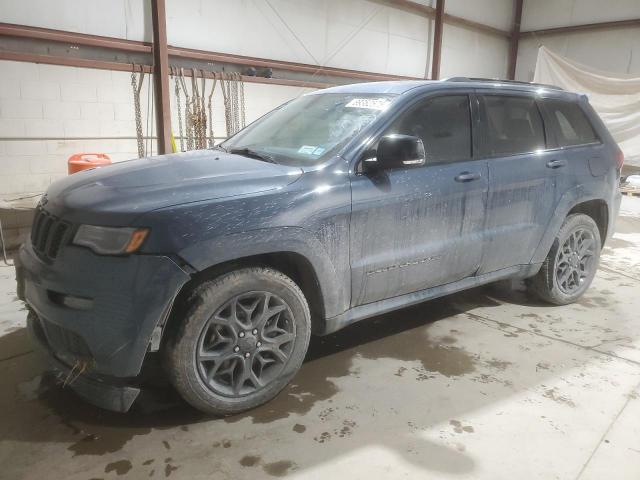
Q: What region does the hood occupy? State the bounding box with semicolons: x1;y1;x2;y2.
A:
44;150;303;224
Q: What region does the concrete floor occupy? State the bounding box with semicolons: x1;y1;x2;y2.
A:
1;197;639;480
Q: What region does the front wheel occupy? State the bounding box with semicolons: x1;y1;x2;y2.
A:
165;267;311;415
530;213;601;305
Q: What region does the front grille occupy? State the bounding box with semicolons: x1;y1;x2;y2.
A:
30;206;72;260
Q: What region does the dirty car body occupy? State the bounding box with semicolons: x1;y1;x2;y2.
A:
17;79;622;413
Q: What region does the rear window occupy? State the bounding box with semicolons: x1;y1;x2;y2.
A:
480;95;546;157
543;99;599;147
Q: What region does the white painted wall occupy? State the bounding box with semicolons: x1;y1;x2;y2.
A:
0;60;312;196
441;24;509;79
166;0;510;79
0;0;151;42
165;0;433;77
521;0;640;31
516;0;640;81
446;0;514;31
2;0;511;79
0;0;513;198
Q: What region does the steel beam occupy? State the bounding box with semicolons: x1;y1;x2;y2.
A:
507;0;524;80
0;50;330;89
520;18;640;37
167;45;414;81
0;22;152;52
0;50;153;73
0;22;416;83
150;0;172;155
431;0;445;80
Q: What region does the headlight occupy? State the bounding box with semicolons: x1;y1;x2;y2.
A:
73;225;149;255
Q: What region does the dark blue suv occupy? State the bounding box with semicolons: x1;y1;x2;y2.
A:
17;78;623;414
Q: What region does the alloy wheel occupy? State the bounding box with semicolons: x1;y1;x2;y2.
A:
555;227;596;295
196;291;296;397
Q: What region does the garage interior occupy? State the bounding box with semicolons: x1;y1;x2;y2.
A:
1;0;640;479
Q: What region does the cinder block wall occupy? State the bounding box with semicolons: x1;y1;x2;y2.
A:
0;60;315;197
0;61;148;196
0;59;314;249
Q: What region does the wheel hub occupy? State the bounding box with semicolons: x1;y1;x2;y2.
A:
569;252;579;268
237;331;258;352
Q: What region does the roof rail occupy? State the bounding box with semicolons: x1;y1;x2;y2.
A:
444;77;564;91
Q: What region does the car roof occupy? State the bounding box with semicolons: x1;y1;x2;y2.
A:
309;78;580;99
308;80;439;95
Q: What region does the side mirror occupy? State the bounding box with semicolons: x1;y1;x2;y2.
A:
363;134;426;172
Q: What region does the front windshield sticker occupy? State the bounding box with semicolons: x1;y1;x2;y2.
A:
298;145;317;155
312;146;325;156
345;98;391;110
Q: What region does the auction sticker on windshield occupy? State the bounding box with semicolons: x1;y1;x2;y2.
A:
298;145;317;154
345;98;391;110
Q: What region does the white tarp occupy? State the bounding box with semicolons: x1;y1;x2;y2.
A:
533;46;640;167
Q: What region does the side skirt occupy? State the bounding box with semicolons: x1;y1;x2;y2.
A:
322;263;542;335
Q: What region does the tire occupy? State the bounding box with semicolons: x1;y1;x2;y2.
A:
530;213;601;305
165;267;311;415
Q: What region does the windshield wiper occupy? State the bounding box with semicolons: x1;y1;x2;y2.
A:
229;148;276;163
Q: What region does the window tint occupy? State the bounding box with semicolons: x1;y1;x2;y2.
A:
481;95;545;156
385;95;471;164
544;99;599;147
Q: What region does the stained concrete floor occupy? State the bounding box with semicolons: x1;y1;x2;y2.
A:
1;197;639;480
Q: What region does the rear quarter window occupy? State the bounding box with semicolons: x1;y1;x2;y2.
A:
543;99;599;147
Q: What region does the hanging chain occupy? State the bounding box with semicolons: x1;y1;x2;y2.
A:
238;72;246;130
178;69;194;151
174;68;185;152
220;72;231;137
131;65;248;155
190;69;208;149
231;72;240;134
170;69;246;146
190;69;200;148
187;70;197;150
219;72;245;137
207;77;217;147
131;65;145;158
199;70;208;148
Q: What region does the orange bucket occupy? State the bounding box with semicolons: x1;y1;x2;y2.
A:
68;153;112;175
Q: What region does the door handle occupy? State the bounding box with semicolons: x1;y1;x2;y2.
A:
546;159;567;169
454;171;481;182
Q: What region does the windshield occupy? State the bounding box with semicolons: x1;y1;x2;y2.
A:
220;93;396;166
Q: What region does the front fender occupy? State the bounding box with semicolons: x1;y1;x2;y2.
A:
178;226;349;319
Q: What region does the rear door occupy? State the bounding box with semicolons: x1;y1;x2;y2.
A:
477;92;560;273
350;93;488;306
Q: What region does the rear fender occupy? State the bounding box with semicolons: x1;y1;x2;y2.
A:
531;185;609;264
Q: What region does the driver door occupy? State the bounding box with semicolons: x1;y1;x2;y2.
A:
349;93;488;306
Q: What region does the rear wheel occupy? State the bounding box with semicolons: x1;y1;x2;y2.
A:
530;213;601;305
165;267;311;415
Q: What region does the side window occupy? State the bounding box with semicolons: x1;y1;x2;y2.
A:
480;95;546;156
544;99;599;147
385;95;472;164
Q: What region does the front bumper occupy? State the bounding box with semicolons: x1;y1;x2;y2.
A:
27;312;140;412
17;241;190;380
